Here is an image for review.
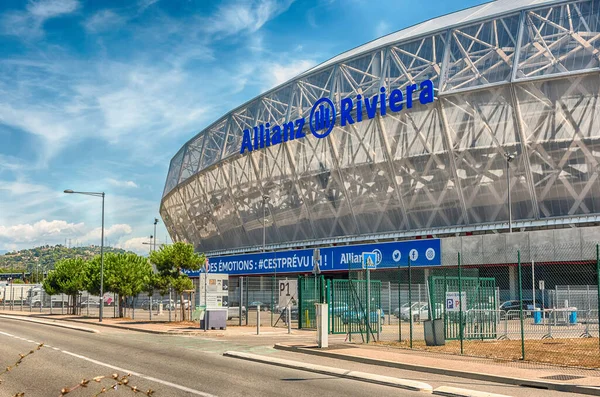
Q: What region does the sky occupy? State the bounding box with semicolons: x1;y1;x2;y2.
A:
0;0;488;255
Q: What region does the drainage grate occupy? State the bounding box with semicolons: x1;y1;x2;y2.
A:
540;374;586;381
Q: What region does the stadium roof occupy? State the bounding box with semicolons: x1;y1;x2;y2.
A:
299;0;564;78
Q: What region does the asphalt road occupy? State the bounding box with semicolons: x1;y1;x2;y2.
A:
0;318;583;397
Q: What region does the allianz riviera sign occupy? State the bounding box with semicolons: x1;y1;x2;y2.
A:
240;79;436;154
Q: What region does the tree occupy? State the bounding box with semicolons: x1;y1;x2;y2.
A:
42;258;87;315
86;253;153;317
149;242;204;321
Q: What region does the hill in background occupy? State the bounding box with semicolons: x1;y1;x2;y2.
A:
0;245;133;273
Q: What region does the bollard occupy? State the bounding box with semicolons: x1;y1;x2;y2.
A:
287;304;291;334
168;289;172;322
316;303;328;348
149;296;153;321
20;287;24;311
377;309;381;342
256;305;261;335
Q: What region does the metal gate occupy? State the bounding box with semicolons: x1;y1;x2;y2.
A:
298;275;325;329
429;276;497;340
328;279;381;340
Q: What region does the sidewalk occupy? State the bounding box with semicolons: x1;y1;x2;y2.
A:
275;342;600;395
0;310;316;338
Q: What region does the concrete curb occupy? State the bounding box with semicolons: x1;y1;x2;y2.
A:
0;314;99;334
223;350;433;393
274;344;600;396
433;386;512;397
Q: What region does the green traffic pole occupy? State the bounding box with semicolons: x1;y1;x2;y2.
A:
596;244;599;352
409;257;413;348
518;250;525;360
366;267;371;344
398;264;402;342
458;252;463;355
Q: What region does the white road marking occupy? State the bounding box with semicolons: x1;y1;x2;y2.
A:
0;329;217;397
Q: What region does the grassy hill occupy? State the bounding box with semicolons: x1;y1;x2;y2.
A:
0;245;132;273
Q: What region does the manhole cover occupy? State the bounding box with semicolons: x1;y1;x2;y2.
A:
540;374;586;381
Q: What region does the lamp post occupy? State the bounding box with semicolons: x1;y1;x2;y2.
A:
153;218;159;252
64;189;105;322
504;153;516;233
262;195;270;253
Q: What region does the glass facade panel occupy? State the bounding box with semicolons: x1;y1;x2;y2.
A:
386;34;445;90
515;74;600;217
179;134;204;183
444;14;520;90
163;147;185;197
385;105;462;229
334;118;406;234
288;130;358;239
517;0;600;78
255;141;314;243
442;87;534;223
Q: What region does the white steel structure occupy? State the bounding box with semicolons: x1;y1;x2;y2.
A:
161;0;600;254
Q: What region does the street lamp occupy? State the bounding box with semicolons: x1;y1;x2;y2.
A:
153;218;159;252
64;189;105;322
262;195;270;253
504;153;516;233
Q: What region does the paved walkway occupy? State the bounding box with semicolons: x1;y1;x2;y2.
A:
2;310;600;394
275;342;600;390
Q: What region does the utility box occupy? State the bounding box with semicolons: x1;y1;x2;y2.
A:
200;308;227;330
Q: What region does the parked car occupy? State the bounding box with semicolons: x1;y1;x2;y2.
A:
248;301;270;311
340;309;385;324
227;306;246;320
499;300;543;318
279;306;298;321
79;299;100;307
329;303;348;317
140;299;160;310
394;302;425;319
163;299;190;310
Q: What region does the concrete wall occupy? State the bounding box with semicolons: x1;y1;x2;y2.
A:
440;226;600;265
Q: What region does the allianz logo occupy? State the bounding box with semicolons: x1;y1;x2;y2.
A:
240;79;435;155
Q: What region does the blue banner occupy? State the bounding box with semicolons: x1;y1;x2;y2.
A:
184;249;315;277
319;239;441;272
184;239;440;276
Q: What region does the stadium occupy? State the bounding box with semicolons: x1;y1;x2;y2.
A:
160;0;600;301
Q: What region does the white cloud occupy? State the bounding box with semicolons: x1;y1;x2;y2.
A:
138;0;160;12
80;224;132;243
262;59;315;91
0;220;85;243
27;0;79;19
204;0;295;37
117;236;153;255
84;10;126;33
375;20;390;38
107;178;138;188
2;0;79;38
0;220;133;250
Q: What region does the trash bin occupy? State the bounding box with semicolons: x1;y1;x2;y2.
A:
533;308;542;324
569;309;577;324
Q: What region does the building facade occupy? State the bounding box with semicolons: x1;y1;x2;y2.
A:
161;0;600;269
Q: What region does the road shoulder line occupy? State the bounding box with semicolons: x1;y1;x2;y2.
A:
0;314;99;334
223;350;433;393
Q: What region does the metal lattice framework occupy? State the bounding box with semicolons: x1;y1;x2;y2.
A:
161;0;600;254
